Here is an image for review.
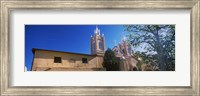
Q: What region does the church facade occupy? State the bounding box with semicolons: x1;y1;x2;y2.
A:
112;36;138;71
31;26;137;71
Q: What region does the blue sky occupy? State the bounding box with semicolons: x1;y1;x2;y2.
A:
25;25;127;71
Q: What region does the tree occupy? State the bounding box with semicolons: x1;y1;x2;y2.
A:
124;25;175;71
133;51;158;71
103;48;120;71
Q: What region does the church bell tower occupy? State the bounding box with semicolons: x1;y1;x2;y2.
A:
90;26;106;55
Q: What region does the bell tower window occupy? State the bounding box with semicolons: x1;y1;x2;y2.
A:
98;39;103;50
91;26;105;55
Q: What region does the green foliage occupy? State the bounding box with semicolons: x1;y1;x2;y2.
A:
133;51;158;70
124;25;175;71
103;48;120;71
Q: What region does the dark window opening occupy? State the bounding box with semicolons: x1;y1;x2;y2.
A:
99;39;103;50
82;58;88;63
54;57;62;63
122;49;125;54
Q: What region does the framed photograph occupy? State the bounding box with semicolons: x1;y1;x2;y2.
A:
27;24;174;72
1;0;199;95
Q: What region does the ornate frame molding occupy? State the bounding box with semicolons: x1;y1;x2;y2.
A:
0;0;199;95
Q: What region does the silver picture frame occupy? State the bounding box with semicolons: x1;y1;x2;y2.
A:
0;0;199;95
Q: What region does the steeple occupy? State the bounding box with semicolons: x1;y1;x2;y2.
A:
91;26;105;55
94;25;100;35
122;31;126;41
122;36;126;41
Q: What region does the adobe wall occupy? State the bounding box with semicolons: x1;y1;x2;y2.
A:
32;50;104;71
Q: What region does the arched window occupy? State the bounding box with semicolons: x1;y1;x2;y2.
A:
122;49;125;54
98;39;103;50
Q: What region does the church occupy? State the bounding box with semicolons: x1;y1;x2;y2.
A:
31;26;137;71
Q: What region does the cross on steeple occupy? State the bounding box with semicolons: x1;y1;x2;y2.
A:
114;40;117;46
122;31;126;41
